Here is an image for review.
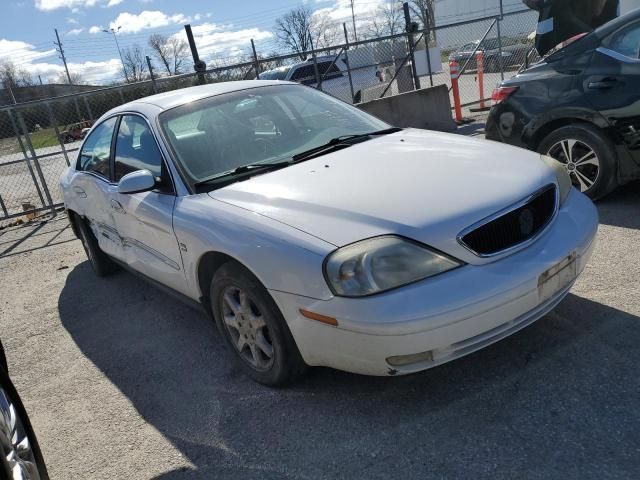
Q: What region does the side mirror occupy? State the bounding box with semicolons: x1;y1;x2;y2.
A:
117;169;156;194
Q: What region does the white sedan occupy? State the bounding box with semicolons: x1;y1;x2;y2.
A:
60;80;598;386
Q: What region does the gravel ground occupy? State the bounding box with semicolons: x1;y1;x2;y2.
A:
0;179;639;479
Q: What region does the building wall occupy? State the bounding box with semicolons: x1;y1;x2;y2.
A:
621;0;640;14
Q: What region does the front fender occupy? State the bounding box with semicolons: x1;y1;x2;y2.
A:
173;194;336;301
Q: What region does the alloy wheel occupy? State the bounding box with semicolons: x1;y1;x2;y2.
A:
221;286;275;371
0;387;41;480
547;139;600;193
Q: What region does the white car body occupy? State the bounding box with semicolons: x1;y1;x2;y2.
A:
60;81;598;377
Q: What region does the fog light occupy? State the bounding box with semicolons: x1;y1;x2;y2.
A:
387;350;434;367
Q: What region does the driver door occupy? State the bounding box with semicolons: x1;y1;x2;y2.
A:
110;114;188;296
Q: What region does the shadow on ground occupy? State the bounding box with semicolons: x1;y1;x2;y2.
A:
59;262;640;479
596;182;640;230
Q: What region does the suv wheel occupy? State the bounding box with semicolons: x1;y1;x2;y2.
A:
537;124;618;200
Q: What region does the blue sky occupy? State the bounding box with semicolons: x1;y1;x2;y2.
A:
1;0;392;84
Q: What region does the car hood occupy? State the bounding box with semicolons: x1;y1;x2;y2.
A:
209;129;556;265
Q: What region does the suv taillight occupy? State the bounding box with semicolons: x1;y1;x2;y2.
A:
491;86;518;105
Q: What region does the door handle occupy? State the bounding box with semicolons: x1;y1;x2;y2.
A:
110;199;126;214
72;186;87;198
588;79;618;89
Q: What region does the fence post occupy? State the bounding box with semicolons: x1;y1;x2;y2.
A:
251;39;261;80
496;16;505;80
422;5;434;87
83;95;94;122
45;102;71;167
342;23;357;103
16;110;55;214
450;60;463;123
185;24;206;85
403;2;421;90
476;51;486;109
7;109;46;208
309;32;322;91
146;56;158;93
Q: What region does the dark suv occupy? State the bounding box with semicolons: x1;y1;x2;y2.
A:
486;9;640;199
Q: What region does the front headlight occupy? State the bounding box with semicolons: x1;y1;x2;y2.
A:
541;155;572;205
324;236;463;297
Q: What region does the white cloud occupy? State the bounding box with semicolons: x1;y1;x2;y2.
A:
88;25;103;33
66;27;85;35
35;0;128;11
36;0;99;11
171;23;273;64
0;39;56;64
108;10;189;34
66;17;79;24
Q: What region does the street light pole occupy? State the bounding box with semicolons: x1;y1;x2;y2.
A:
103;26;128;82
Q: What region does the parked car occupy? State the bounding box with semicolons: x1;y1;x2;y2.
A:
449;37;532;72
60;80;598;386
260;56;388;103
59;121;92;144
486;9;640;199
0;340;49;479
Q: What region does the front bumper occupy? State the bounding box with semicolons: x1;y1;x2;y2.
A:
270;189;598;376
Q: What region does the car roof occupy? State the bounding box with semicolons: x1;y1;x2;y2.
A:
261;56;342;75
108;80;295;113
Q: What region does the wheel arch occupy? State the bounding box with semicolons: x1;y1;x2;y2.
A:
65;208;82;239
196;251;270;315
527;112;609;151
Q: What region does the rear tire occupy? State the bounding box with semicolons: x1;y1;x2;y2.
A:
537;123;618;200
210;262;307;386
76;216;118;277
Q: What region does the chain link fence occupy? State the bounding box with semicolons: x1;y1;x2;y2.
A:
0;7;539;224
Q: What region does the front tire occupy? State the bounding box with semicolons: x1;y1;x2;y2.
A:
210;262;307;386
76;216;118;277
537;124;618;200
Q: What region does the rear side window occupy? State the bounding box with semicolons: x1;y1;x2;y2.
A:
114;115;163;181
609;23;640;60
77;117;117;178
290;64;317;85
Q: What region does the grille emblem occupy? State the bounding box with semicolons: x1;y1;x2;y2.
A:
519;208;535;236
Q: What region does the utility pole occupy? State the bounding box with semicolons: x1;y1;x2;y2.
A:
54;28;72;84
185;25;206;84
103;26;128;82
350;0;358;42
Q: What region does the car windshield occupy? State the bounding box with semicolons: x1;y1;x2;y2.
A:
259;67;290;80
158;84;388;183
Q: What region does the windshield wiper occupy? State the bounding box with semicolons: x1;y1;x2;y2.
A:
194;161;291;188
291;127;403;162
194;127;402;189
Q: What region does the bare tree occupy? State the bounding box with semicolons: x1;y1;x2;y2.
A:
54;71;86;85
0;61;34;90
274;6;338;60
275;6;314;60
148;34;189;75
409;0;437;42
367;1;404;37
121;44;148;82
